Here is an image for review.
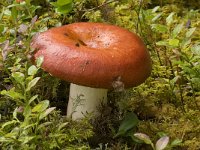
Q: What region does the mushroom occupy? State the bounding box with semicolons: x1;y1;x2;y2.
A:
31;22;151;120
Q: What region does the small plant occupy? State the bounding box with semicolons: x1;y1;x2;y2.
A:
51;0;73;14
0;56;93;149
114;112;139;138
0;1;93;149
134;133;182;150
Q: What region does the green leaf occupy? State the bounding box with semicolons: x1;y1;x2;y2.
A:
38;122;52;130
21;123;35;129
32;100;49;113
151;24;168;33
4;131;18;137
115;112;139;137
39;107;56;120
152;13;162;22
131;135;144;144
134;133;152;144
0;25;4;33
157;132;168;137
23;105;31;118
1;89;25;100
7;3;23;8
50;2;57;7
0;136;12;142
28;95;38;105
12;72;25;84
152;6;160;13
25;0;31;5
19;136;35;144
11;6;18;22
13;107;18;119
26;77;40;91
0;7;5;21
56;3;73;14
56;0;72;6
51;0;73;15
58;122;69;131
181;38;191;48
28;65;38;76
155;136;169;150
2;120;18;129
172;23;184;38
166;12;175;26
156;40;168;46
171;139;182;147
168;39;179;47
36;56;44;67
186;27;196;38
26;76;34;82
51;0;73;14
191;45;200;55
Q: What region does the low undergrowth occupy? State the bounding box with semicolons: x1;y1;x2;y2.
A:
0;0;199;149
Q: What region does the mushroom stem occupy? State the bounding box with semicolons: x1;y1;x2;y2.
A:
67;83;108;120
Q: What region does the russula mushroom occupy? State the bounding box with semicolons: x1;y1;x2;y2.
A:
31;22;151;120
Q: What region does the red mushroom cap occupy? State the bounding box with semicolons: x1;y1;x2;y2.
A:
31;22;151;89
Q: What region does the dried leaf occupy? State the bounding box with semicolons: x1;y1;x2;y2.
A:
18;24;28;33
31;15;38;26
112;76;124;92
1;40;10;61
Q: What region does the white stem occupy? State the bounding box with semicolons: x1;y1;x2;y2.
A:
67;83;108;120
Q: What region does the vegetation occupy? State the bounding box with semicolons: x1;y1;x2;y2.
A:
0;0;199;149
